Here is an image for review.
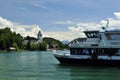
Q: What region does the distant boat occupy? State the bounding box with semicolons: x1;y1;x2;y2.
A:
53;29;120;66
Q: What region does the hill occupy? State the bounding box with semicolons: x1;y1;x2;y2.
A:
71;38;87;42
43;37;66;50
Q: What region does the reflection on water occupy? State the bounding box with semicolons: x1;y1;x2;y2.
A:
0;51;120;80
59;65;120;80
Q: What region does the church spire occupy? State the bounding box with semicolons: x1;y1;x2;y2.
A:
37;30;42;43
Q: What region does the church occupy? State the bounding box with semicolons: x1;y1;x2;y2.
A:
23;30;43;45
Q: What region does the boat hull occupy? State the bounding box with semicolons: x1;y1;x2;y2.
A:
54;55;120;66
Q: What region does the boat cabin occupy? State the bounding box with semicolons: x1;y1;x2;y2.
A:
69;30;120;57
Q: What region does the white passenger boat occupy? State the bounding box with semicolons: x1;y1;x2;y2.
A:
53;21;120;66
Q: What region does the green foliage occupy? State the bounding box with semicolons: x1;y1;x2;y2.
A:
25;37;67;51
30;43;39;51
0;28;69;51
25;42;47;51
26;40;31;50
43;37;67;50
12;43;18;51
0;38;6;50
38;42;47;51
0;27;24;50
64;44;69;49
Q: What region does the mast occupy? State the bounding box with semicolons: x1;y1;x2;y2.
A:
102;19;109;31
106;19;109;30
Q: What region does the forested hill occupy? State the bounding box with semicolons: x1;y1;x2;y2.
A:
43;37;68;50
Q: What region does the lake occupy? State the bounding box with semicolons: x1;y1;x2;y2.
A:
0;50;120;80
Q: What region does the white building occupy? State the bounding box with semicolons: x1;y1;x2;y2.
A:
37;31;42;43
23;30;43;45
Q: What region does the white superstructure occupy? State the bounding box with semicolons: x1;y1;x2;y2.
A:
69;30;120;48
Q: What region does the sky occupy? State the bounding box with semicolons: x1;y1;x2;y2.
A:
0;0;120;41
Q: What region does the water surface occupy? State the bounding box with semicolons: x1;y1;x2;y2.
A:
0;51;120;80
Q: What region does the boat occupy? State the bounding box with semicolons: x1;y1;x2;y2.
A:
53;22;120;66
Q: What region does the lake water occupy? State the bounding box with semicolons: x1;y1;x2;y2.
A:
0;50;120;80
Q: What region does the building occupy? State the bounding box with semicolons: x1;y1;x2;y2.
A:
23;30;43;45
37;31;42;43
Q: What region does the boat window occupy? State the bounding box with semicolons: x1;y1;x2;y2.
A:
105;33;120;40
111;34;120;40
85;33;99;38
70;49;79;55
70;48;119;55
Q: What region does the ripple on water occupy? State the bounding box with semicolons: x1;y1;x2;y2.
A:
0;51;120;80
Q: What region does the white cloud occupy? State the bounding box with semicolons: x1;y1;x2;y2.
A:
69;12;120;34
0;17;42;38
114;12;120;19
43;31;80;41
14;25;42;38
0;17;83;41
68;22;100;38
0;17;14;28
52;20;75;25
1;12;120;41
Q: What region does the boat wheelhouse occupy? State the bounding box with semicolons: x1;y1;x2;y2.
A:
53;29;120;66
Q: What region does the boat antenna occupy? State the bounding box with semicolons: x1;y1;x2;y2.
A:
102;19;109;31
106;19;109;29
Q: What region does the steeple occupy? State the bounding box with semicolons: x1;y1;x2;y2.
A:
37;30;42;43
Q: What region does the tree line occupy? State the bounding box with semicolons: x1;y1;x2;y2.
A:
0;27;69;51
0;28;24;51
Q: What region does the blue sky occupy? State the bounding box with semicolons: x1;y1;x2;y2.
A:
0;0;120;40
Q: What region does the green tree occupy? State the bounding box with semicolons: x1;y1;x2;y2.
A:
38;42;47;51
30;43;39;51
0;27;24;51
12;43;18;51
0;38;6;50
43;37;66;50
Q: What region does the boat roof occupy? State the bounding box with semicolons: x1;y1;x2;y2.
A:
83;29;120;33
83;30;99;33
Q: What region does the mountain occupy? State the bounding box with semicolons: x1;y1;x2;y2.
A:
62;40;69;44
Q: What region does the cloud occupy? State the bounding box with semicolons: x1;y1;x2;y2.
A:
13;25;42;38
0;17;14;28
1;12;120;41
31;3;49;9
0;17;42;38
68;22;100;38
114;12;120;19
69;12;120;34
52;20;74;25
0;17;79;41
43;31;80;41
99;12;120;29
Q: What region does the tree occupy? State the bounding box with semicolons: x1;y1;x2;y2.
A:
30;43;39;51
0;38;6;50
43;37;66;50
12;43;18;51
38;42;47;51
0;27;24;50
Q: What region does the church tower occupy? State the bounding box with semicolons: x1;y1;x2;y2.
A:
37;30;42;43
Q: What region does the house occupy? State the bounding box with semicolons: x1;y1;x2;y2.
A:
8;47;16;51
